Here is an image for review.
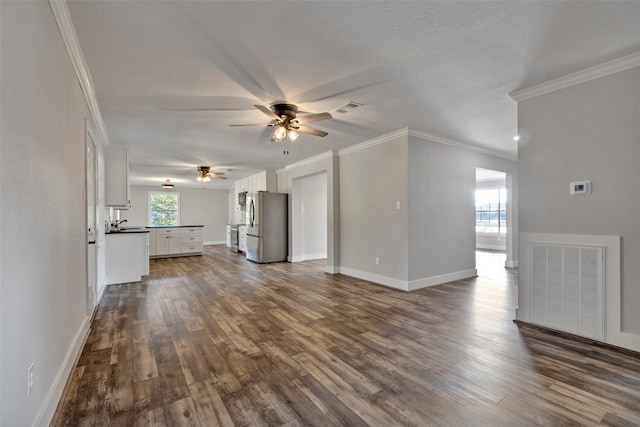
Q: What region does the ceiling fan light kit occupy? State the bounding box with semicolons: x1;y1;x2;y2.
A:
196;165;227;183
197;166;212;182
272;124;288;141
230;103;332;152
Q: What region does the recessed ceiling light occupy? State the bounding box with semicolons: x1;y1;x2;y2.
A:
513;135;520;141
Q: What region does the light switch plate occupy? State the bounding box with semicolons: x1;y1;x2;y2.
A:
570;181;591;195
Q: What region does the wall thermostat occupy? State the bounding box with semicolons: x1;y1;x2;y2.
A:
570;181;591;195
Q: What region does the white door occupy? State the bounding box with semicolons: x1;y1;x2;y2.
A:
87;131;98;315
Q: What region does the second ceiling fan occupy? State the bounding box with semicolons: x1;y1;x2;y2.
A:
230;103;332;143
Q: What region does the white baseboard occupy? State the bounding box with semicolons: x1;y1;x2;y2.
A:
336;267;478;292
408;269;478;291
338;267;409;291
97;278;107;303
204;240;226;245
476;244;506;251
35;315;91;427
291;253;327;263
619;332;640;352
302;253;326;261
325;265;339;274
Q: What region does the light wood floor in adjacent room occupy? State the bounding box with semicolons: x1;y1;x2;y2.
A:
52;247;640;426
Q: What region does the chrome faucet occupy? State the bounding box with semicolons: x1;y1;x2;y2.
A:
114;219;127;229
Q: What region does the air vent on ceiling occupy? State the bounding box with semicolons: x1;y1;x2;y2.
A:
335;101;362;114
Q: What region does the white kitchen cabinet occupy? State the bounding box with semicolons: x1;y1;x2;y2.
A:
154;227;181;255
105;232;149;285
104;143;130;209
238;225;247;252
226;224;231;247
236;171;277;200
264;170;277;191
181;227;203;254
148;228;157;256
148;226;204;258
234;171;278;223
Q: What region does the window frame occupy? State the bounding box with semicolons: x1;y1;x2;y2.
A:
475;186;507;235
148;191;180;226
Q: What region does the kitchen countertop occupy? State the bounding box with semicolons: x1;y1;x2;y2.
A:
145;225;204;228
107;228;149;234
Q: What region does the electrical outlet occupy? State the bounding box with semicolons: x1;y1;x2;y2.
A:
27;363;35;397
375;257;380;265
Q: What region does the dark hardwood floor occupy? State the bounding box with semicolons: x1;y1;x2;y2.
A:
52;246;640;426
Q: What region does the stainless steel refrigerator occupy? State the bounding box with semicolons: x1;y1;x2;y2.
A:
246;191;288;263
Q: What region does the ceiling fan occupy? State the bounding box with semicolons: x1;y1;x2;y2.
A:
230;103;332;145
196;166;227;182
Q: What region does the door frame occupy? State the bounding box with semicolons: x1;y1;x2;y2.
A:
86;121;98;316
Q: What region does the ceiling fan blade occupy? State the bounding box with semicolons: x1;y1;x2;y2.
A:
229;123;272;127
297;126;328;137
294;112;332;125
254;105;282;121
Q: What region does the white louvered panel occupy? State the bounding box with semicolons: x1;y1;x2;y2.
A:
531;244;548;324
529;243;604;340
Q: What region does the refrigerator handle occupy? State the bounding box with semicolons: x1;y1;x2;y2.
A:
249;199;255;227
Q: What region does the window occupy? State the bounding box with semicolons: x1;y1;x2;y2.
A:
149;192;179;226
475;188;506;234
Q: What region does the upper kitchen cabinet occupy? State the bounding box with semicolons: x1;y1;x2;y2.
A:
105;144;131;209
234;170;277;220
237;171;277;195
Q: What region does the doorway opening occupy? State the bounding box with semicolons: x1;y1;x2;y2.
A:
291;171;328;268
475;168;510;277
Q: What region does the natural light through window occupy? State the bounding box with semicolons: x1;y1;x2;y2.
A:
149;191;180;226
475;188;506;234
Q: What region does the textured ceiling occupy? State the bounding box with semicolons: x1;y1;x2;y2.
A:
66;1;640;188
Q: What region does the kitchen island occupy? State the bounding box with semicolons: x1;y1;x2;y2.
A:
146;225;204;258
105;228;149;285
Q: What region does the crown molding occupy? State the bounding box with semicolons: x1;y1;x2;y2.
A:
510;52;640;102
285;150;336;170
336;128;516;161
49;0;109;145
338;128;409;156
408;130;518;161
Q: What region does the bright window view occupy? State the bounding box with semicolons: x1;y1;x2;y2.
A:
149;192;179;226
475;188;506;234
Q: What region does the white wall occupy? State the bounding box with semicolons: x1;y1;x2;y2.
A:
227;188;235;223
291;172;327;261
329;129;516;291
1;2;95;425
407;135;517;288
120;185;229;244
339;133;410;287
517;66;640;342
